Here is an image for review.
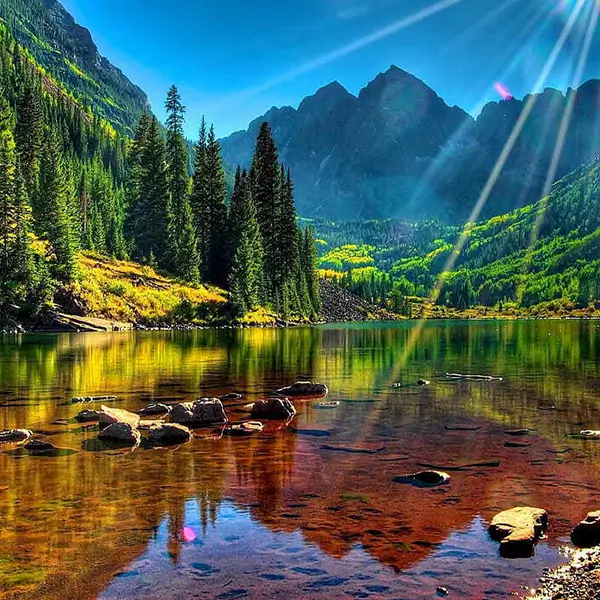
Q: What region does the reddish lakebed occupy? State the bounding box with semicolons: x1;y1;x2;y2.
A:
1;320;600;599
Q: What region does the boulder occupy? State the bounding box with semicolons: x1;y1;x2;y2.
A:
489;507;548;558
571;511;600;547
99;406;140;428
393;471;450;488
148;423;192;445
225;422;264;436
251;397;296;420
24;439;57;453
98;422;141;446
0;429;32;444
276;381;328;397
75;409;100;423
169;398;228;426
139;403;171;416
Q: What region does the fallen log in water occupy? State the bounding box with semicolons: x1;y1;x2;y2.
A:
445;373;503;381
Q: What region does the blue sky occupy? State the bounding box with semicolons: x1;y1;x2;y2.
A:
61;0;600;138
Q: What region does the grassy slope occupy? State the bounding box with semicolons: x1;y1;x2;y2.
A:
64;253;229;326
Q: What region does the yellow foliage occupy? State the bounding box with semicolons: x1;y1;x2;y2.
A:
72;253;227;325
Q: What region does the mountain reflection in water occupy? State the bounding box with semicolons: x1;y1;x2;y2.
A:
1;321;600;599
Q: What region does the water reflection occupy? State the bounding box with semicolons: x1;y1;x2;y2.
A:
1;321;600;598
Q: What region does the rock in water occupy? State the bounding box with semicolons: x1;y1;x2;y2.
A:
139;403;171;416
24;440;57;454
0;429;32;444
276;382;328;397
489;507;548;558
225;422;264;436
169;398;228;426
75;409;100;423
220;393;243;401
417;379;430;386
148;423;192;445
571;511;600;547
251;397;297;420
393;471;450;488
98;422;141;446
99;406;140;428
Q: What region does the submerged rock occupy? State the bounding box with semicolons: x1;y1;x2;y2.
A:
148;423;192;445
99;406;140;428
169;398;228;426
0;429;32;444
571;511;600;548
220;393;243;401
316;401;340;409
139;403;171;416
24;439;57;454
393;471;450;488
276;381;328;397
489;507;548;558
251;397;296;420
504;429;530;436
75;409;100;423
98;422;141;446
225;422;264;436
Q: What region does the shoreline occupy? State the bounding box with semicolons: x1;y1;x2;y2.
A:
3;314;600;335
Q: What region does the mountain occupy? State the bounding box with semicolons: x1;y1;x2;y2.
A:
0;0;151;133
221;68;600;224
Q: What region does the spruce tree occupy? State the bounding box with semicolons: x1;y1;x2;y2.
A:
228;171;263;315
15;83;43;201
165;85;196;276
189;121;227;285
303;226;322;317
127;116;171;266
38;132;78;281
250;123;280;301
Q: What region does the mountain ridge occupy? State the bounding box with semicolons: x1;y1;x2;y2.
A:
221;66;600;224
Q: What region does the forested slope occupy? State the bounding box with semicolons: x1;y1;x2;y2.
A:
0;0;150;133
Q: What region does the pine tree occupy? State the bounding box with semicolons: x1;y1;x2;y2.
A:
165;85;196;275
127;116;171;266
228;171;263;316
38;132;78;281
189;121;227;285
15;82;43;201
250;123;281;301
303;226;322;317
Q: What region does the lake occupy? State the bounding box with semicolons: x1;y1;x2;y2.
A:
1;320;600;599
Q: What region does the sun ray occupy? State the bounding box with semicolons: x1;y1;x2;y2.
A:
517;0;600;303
390;0;588;379
220;0;470;106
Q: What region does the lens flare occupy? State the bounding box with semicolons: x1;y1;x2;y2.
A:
494;82;513;100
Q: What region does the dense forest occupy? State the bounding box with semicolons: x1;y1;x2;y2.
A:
0;21;321;324
315;160;600;315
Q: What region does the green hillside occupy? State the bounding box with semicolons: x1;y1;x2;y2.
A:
315;161;600;316
0;0;150;134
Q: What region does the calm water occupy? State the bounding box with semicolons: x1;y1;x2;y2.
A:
1;321;600;600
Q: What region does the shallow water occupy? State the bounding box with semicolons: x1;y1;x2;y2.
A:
1;321;600;599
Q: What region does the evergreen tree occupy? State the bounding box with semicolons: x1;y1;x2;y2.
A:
228;171;263;315
38;132;78;281
189;121;227;285
127;116;171;266
15;82;43;201
165;85;196;275
250;123;280;301
303;226;322;317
